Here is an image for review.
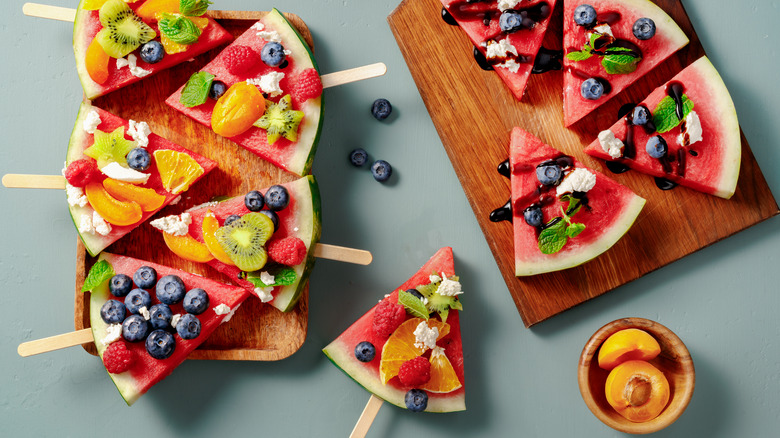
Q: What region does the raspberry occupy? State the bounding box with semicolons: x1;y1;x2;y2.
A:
102;341;134;374
398;356;431;387
267;237;307;266
372;298;406;339
64;158;102;187
292;68;322;103
221;45;258;76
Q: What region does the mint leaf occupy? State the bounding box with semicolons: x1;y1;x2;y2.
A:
398;289;429;320
601;48;641;74
566;223;586;238
538;219;568;255
159;13;201;45
180;0;211;16
652;95;695;134
566;50;593;62
246;267;297;288
561;195;583;217
82;260;114;292
180;71;215;108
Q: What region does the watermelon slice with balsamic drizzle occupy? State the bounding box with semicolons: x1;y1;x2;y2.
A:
562;0;689;126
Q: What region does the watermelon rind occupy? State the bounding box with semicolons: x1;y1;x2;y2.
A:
73;2;102;100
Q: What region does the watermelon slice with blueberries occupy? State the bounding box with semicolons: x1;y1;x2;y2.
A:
65;102;217;257
563;0;689;126
85;252;251;405
495;128;645;276
165;8;323;176
440;0;560;100
323;247;466;413
584;56;741;199
74;0;233;99
150;175;321;312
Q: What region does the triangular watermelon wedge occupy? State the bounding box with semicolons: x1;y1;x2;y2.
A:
509;128;645;275
87;253;251;405
562;0;689;126
165;9;324;176
74;0;233;99
440;0;559;100
323;247;466;413
66;102;217;257
584;56;741;198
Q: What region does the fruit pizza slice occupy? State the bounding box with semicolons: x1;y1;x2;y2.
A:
440;0;559;101
165;8;324;176
65;102;217;257
84;252;251;405
323;247;466;413
584;56;741;199
563;0;689;126
75;0;233;99
151;176;321;312
507;128;645;276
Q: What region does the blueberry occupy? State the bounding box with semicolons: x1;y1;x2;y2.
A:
183;288;210;315
209;80;227;100
371;160;393;182
573;4;597;27
632;106;651;126
139;41;164;64
224;214;241;226
536;163;563;186
404;389;429;412
499;10;524;33
176;314;202;340
349;148;368;167
149;304;173;330
580;78;604;100
633;17;656;40
264;185;290;211
371;98;392;121
523;206;544;227
125;289;152;315
260;41;286;67
126;148;151;171
122;314;150;342
109;274;133;297
133;266;157;289
405;288;425;301
146;329;176;359
244;190;265;212
156;275;186;305
260;210;279;231
354;341;376;362
646;136;668;159
100;300;127;324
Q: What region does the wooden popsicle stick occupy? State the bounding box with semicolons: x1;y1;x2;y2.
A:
22;2;75;22
2;174;66;189
314;244;372;265
17;328;93;357
350;395;384;438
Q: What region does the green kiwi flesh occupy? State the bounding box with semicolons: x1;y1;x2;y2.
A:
253;95;305;145
96;0;157;59
215;212;274;272
416;277;463;323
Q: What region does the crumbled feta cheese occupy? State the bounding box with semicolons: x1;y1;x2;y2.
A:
150;213;192;236
413;321;439;351
484;38;518;60
100;162;151;184
257;30;282;42
429;274;442;284
66;184;88;207
169;195;182;205
430;345;446;359
127;120;151;148
248;72;285;97
598;129;625;159
139;306;151;321
436;273;463;297
251;22;265;31
498;0;523;11
260;271;275;286
592;23;614;37
556;168;597;196
83;109;101;134
221;303;240;323
677;110;703;147
185;201;218;212
498;59;521;73
214;303;231;315
171;314;182;329
92;212;112;236
254;287;274;303
116;54;152;78
101;324;123;346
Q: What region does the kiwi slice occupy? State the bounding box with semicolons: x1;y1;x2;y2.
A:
253;95;305;145
83;126;137;169
416;276;463;323
96;0;157;59
214;212;275;272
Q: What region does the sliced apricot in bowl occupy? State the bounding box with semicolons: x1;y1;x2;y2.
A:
605;360;670;423
598;328;661;370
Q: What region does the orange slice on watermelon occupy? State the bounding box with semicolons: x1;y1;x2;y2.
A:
379;318;450;384
153;149;205;194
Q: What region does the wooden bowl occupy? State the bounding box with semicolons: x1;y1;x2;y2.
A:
578;318;695;434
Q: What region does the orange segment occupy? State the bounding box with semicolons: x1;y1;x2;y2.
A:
420;347;462;393
85;37;110;84
160;17;210;54
598;328;662;370
84;182;143;226
379;318;450;384
162;232;215;263
202;211;236;265
135;0;180;21
152;149;205;195
102;178;165;212
211;82;266;138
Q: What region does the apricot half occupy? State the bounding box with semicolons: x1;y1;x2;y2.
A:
84;182;143;226
201;211;236;266
605;360;670;423
85;37;110;84
211;82;266;138
162;232;215;263
598;328;661;370
102;178;165;212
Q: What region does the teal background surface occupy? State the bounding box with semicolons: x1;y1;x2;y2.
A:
1;0;778;436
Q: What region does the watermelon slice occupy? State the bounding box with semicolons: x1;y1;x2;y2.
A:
74;0;233;99
66;102;217;257
584;56;741;199
153;176;321;312
323;247;466;413
562;0;689;126
87;253;251;405
165;8;323;176
440;0;559;100
509;128;645;276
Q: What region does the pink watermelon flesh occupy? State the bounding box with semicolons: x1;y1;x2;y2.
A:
73;3;233;99
322;247;466;413
510;128;645;276
89;253;251;405
66;102;218;257
563;0;689;126
441;0;559;100
165;9;323;176
584;56;741;198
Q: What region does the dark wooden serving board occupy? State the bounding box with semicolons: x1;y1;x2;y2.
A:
74;11;313;360
388;0;779;327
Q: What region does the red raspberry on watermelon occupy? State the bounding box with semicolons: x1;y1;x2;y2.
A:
398;356;432;387
372;298;406;339
102;341;134;374
221;45;259;76
292;68;323;103
267;237;307;266
64;158;103;187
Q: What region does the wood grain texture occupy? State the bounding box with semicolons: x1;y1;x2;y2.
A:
73;12;314;361
388;0;779;327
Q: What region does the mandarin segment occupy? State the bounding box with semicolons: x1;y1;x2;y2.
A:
84;182;143;226
598;328;662;370
102;178;165;212
420;347;463;393
379;318;450;384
